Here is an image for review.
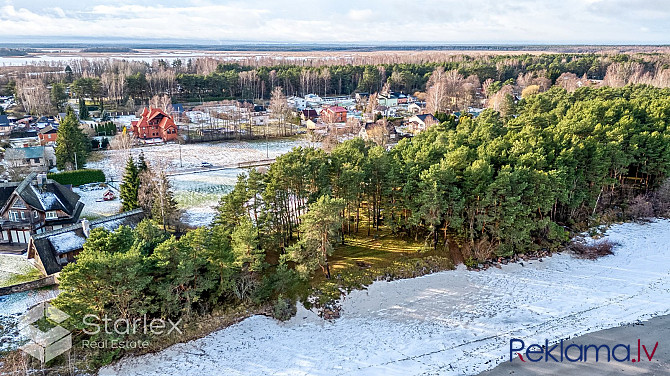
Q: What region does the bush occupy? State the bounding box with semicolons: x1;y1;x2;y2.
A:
272;295;296;321
569;239;618;260
48;169;106;186
627;195;654;220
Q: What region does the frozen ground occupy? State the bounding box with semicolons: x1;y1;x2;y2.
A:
0;254;38;288
88;138;312;227
101;220;670;376
88;138;311;180
73;184;122;219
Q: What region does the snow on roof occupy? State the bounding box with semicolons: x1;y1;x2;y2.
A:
32;187;63;210
49;231;86;255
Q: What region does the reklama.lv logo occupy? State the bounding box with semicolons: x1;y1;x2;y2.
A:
510;338;659;363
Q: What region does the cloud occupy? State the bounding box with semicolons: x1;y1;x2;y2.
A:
0;1;668;43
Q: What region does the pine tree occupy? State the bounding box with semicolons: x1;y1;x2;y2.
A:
287;195;345;279
78;98;89;120
120;156;139;211
55;107;89;170
151;171;179;230
137;152;149;173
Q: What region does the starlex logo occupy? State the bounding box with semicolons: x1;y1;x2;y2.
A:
510;338;659;364
18;302;72;363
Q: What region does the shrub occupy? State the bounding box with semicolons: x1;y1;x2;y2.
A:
48;169;106;186
627;195;654;220
569;239;618;260
272;295;296;321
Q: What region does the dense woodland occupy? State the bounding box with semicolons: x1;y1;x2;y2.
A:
4;52;670;114
48;84;670;368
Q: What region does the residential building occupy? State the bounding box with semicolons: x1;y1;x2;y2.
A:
321;106;347;123
0;172;83;246
131;107;179;142
38;125;58;145
301;109;319;121
4;146;50;170
407;114;438;133
0;115;11;136
28;209;145;275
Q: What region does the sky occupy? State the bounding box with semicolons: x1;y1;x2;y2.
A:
1;0;669;45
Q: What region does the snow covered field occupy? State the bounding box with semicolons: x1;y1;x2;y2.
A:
73;184;122;218
88;138;311;180
101;220;670;376
88;138;311;226
0;254;38;287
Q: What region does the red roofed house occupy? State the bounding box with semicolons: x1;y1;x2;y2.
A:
131;107;178;142
321;106;347;123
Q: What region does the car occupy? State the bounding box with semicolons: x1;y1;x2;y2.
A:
201;162;213;168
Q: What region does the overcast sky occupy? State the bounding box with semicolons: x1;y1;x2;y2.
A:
1;0;669;44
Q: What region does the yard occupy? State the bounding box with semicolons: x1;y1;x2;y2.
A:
0;254;41;288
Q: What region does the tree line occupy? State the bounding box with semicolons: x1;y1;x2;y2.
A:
6;52;670;115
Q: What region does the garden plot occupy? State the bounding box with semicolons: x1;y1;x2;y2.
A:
102;220;670;376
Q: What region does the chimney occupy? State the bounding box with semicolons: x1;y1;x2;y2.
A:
36;173;47;190
82;219;91;238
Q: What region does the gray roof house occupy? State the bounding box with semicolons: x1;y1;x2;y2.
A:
0;172;84;245
28;208;145;275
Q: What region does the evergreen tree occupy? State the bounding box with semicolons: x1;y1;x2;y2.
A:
120;156;139;211
50;83;67;112
287;195;345;279
151;171;179;230
55;107;89;170
78;98;89;120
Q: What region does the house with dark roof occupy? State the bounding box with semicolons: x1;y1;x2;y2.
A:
407;113;438;133
0;172;83;245
28;208;145;275
0;115;11;136
131;107;178;142
301;109;318;121
38;125;58;145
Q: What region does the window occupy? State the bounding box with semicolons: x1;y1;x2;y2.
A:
9;211;19;221
33;211;38;218
46;211;58;219
20;211;26;220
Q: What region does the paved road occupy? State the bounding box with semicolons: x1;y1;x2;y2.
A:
166;158;275;176
479;315;670;376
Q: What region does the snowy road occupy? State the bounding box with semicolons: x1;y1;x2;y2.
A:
100;220;670;376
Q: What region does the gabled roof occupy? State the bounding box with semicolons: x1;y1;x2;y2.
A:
4;146;44;160
38;125;58;134
2;172;81;215
30;208;145;275
326;106;347;113
414;114;438;123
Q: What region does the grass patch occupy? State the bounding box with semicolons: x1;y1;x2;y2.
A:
304;230;454;307
0;268;42;288
175;191;222;210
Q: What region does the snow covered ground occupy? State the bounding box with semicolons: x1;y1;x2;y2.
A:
88;138;312;227
88;138;311;180
101;220;670;376
73;184;122;218
0;254;38;288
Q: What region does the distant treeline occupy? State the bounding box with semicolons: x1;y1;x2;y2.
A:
0;48;29;57
80;47;136;53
